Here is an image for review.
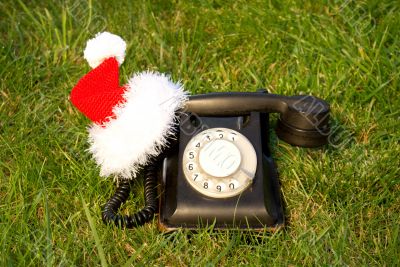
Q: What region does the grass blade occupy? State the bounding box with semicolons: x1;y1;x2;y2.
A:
82;198;108;267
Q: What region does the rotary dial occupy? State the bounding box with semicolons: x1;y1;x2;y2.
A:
182;128;257;198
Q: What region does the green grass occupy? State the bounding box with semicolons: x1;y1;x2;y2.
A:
1;0;399;265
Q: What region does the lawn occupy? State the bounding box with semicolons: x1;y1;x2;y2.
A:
1;0;399;265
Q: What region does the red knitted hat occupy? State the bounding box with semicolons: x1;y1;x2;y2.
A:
70;32;188;179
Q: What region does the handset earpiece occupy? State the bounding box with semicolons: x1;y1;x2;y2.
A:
275;95;330;147
185;92;330;147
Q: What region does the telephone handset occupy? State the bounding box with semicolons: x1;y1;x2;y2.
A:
186;92;330;147
102;91;330;231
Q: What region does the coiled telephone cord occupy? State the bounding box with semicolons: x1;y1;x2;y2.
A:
101;159;159;228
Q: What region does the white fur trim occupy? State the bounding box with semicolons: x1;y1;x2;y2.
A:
88;72;188;179
84;32;126;69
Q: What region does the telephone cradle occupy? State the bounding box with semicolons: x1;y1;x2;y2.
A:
102;91;330;231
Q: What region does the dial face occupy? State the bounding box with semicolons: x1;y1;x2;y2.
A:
182;128;257;198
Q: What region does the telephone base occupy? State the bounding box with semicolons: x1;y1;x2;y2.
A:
158;112;284;231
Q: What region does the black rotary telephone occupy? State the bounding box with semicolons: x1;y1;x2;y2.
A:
102;91;330;231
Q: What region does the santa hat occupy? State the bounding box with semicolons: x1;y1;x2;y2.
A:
70;32;188;179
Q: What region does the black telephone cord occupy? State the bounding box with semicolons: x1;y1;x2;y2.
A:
101;159;159;228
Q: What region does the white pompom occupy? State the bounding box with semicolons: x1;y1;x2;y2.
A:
83;32;126;69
